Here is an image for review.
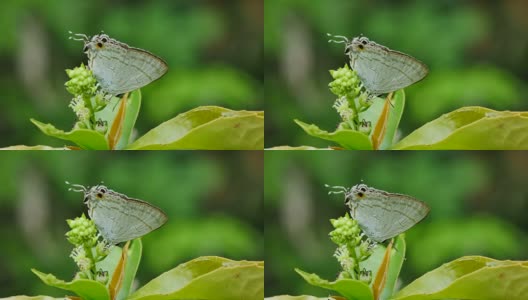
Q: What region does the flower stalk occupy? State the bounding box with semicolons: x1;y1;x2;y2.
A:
329;212;374;283
329;65;372;133
65;214;110;282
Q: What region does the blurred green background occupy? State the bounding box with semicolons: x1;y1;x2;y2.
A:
265;0;528;147
0;0;263;147
264;151;528;297
0;151;263;297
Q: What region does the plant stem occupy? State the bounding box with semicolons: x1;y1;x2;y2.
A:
346;94;360;130
83;244;96;280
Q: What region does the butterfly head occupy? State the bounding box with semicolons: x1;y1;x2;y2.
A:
85;185;110;202
66;181;109;203
348;36;370;54
348;183;369;203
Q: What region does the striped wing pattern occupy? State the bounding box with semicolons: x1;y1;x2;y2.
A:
86;186;168;244
348;184;429;242
348;37;428;95
87;35;168;95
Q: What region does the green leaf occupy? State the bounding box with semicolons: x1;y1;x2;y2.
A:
30;119;109;150
362;90;405;150
266;146;335;150
96;244;123;281
0;297;66;300
393;256;528;300
265;296;336;300
31;269;109;300
96;90;142;150
294;90;404;150
91;239;141;300
360;235;406;300
294;268;373;300
0;145;70;150
117;239;142;300
126;106;263;150
128;256;263;300
392;106;528;149
294;120;373;150
380;236;405;300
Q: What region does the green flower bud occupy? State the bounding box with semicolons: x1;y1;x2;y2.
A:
66;214;98;247
329;213;361;246
329;65;360;97
65;64;97;97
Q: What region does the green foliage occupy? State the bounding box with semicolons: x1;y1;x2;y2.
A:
0;153;262;297
293;90;405;150
31;238;263;300
293;120;373;150
129;257;263;300
294;270;372;300
285;70;528;149
393;107;528;149
18;66;263;150
145;217;262;272
407;66;522;125
407;216;523;274
0;2;261;148
393;256;528;300
264;0;526;148
270;256;528;300
282;64;527;150
0;297;63;300
266;297;330;300
27;217;263;300
264;152;527;296
293;233;406;300
126;106;264;150
31;269;110;300
270;214;528;300
30;119;109;150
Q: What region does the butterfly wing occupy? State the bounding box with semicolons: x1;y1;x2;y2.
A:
351;44;428;95
112;47;168;94
355;190;429;242
88;43;123;95
89;192;167;244
89;44;168;95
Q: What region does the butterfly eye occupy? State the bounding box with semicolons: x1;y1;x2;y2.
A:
360;187;367;192
361;39;367;45
357;192;364;198
96;42;103;48
358;44;364;50
101;37;108;43
99;187;107;194
96;193;103;198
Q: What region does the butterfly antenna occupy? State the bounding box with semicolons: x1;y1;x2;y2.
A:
65;181;87;193
327;33;349;44
68;31;89;42
325;184;349;195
